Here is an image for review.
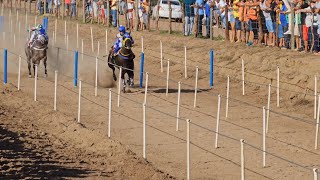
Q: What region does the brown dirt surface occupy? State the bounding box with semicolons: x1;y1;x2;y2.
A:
1;3;320;180
0;84;173;179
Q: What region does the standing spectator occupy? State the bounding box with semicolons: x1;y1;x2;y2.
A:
70;0;76;18
229;1;236;42
205;0;215;38
127;0;134;30
260;0;274;46
233;0;243;42
65;0;71;16
247;0;259;45
138;0;148;30
111;0;118;27
48;0;53;14
93;0;99;23
184;0;196;36
269;0;277;46
194;0;205;37
54;0;61;18
215;0;226;28
278;0;288;48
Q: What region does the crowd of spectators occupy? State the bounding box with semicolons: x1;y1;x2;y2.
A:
184;0;320;54
35;0;149;30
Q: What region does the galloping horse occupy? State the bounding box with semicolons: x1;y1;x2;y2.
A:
25;34;48;78
108;37;135;93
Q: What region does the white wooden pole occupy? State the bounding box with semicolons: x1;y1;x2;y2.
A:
25;13;28;31
315;75;318;120
76;23;79;49
315;95;320;150
277;66;280;107
52;31;55;45
263;106;266;167
91;26;94;52
226;76;230;118
34;65;38;101
160;40;163;73
18;21;20;40
10;20;13;38
193;66;198;108
97;41;100;56
143;103;147;159
176;81;181;131
242;59;245;95
55;19;57;42
95;57;98;97
187;119;191;180
66;34;69;53
240;139;245;180
313;168;318;180
78;80;82;123
117;68;122;107
141;36;144;53
54;70;58;111
108;89;112;138
17;56;21;91
166;60;170;96
64;20;66;45
13;33;15;48
16;9;19;23
144;73;149;104
184;46;187;79
81;39;84;61
106;29;108;55
267;84;271;133
215;94;221;148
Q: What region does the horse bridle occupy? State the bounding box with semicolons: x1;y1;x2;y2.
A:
122;38;132;50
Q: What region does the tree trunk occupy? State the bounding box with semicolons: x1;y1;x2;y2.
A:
168;0;172;34
44;0;47;14
194;3;199;38
135;0;139;31
257;7;263;44
107;0;110;27
275;11;279;47
210;7;213;40
224;6;229;40
156;0;160;31
82;0;85;23
290;10;294;50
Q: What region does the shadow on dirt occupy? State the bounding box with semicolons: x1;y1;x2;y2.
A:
0;126;103;179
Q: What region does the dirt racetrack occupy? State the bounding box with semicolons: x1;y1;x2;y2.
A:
1;5;320;180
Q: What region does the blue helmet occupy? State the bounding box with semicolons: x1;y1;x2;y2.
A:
119;26;126;33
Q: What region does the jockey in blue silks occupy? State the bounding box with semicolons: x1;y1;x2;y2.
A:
28;24;48;48
113;25;134;56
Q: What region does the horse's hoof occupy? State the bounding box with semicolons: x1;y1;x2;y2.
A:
28;75;32;78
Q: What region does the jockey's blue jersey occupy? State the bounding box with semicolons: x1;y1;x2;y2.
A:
113;32;134;54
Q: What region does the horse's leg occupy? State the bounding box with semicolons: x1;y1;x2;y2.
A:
33;63;35;77
28;59;32;78
44;56;48;77
122;70;126;93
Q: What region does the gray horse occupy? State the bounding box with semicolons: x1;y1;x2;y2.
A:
25;35;48;78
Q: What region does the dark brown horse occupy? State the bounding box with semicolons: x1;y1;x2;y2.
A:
25;34;48;78
108;37;135;93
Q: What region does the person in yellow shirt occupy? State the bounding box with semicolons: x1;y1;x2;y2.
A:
233;0;242;42
111;0;118;27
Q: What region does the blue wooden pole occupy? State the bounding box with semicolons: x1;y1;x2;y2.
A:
74;51;78;87
4;49;7;84
0;16;3;32
140;52;145;88
210;49;214;87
